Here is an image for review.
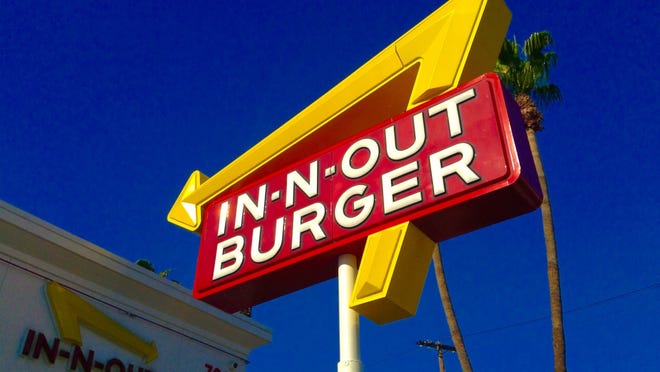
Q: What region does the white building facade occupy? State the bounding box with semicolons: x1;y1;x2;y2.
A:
0;200;271;371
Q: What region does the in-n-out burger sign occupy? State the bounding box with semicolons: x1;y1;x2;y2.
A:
195;74;542;313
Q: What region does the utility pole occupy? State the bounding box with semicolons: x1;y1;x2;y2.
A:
417;340;456;372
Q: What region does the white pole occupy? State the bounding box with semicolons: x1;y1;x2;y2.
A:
337;254;363;372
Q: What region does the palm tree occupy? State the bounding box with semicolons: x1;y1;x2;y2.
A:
433;245;472;371
495;31;565;371
135;259;252;316
136;258;173;278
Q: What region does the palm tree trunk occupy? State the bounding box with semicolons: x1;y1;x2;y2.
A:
526;129;567;371
433;244;472;372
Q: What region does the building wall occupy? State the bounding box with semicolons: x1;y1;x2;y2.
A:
0;200;271;372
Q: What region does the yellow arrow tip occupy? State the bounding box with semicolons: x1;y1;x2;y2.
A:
145;341;159;363
396;0;512;107
350;222;436;324
167;170;209;232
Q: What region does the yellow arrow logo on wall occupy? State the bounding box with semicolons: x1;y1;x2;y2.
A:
46;282;159;363
168;0;512;232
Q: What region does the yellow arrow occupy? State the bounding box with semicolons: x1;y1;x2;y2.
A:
46;282;159;363
350;222;436;324
168;0;511;232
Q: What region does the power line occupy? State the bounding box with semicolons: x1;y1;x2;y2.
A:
465;282;660;338
369;283;658;368
563;282;659;315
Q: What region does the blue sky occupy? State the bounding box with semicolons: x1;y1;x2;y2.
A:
1;0;658;371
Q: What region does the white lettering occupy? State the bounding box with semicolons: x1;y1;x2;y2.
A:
213;236;245;280
335;184;375;228
341;138;380;179
429;142;481;195
291;203;327;250
428;88;476;137
382;161;422;214
234;184;267;229
250;217;285;263
385;112;426;160
217;201;230;237
285;161;319;208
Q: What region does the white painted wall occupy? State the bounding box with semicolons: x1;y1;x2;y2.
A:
0;200;271;372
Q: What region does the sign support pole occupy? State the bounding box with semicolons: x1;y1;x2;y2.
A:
337;254;362;372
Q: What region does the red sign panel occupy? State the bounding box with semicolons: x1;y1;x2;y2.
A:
194;73;541;313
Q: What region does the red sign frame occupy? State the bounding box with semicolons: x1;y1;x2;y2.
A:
194;73;541;313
